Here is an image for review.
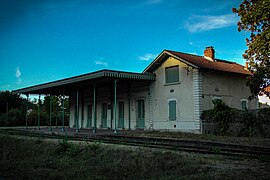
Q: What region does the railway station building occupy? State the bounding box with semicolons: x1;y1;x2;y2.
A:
13;47;257;133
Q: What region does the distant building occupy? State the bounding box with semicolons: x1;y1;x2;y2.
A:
13;47;257;133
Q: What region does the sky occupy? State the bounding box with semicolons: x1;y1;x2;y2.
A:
0;0;251;92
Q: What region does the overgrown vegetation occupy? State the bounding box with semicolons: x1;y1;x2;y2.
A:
201;99;270;137
0;91;69;127
233;0;270;99
0;134;269;179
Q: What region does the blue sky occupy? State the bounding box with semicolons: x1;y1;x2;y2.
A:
0;0;248;91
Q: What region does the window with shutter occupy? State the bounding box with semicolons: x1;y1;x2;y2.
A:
240;99;248;110
165;66;179;84
169;100;176;121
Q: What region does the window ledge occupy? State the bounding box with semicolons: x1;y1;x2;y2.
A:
164;82;181;86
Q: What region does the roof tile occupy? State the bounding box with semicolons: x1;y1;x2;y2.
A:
166;50;251;75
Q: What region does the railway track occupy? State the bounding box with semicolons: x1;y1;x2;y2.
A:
2;129;270;157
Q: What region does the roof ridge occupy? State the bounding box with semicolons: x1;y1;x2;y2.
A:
165;49;243;66
165;49;202;58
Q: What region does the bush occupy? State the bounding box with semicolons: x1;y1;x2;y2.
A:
205;99;235;135
202;101;270;138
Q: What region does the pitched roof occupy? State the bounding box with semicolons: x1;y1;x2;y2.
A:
143;50;251;75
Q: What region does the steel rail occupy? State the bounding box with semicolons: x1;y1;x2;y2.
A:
2;129;270;157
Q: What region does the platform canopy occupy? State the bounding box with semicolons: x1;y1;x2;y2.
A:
13;69;156;95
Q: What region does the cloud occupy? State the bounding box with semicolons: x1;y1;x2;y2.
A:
95;61;108;67
184;14;238;33
187;52;198;55
138;53;157;61
15;67;22;84
0;84;11;90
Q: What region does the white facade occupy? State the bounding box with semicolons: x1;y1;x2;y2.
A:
69;81;152;130
68;53;257;132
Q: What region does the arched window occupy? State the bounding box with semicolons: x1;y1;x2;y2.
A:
240;99;248;110
168;99;177;121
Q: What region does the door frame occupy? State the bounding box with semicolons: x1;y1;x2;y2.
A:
101;103;107;128
136;98;145;129
118;101;124;129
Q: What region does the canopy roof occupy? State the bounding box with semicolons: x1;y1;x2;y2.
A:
13;69;155;95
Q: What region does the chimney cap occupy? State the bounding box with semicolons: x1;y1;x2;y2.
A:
206;46;214;49
204;46;215;61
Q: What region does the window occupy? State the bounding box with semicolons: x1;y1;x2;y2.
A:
212;96;222;107
165;66;179;84
240;99;248;110
168;100;177;121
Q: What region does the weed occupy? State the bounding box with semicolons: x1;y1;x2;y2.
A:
87;141;101;153
55;136;70;155
0;134;269;179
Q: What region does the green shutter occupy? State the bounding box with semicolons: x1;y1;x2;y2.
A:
241;101;247;110
101;103;107;128
87;105;92;128
166;66;179;84
169;100;176;121
74;105;78;127
137;100;145;129
118;102;124;128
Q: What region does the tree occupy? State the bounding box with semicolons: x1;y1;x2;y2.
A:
232;0;270;99
0;91;23;113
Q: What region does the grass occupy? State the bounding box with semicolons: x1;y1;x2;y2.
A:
0;134;270;179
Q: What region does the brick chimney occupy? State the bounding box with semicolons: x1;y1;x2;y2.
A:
245;62;249;70
204;46;215;61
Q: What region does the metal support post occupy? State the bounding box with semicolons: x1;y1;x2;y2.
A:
76;88;79;132
56;97;58;129
49;95;52;131
128;84;131;130
93;83;97;133
38;94;40;130
62;92;65;132
114;79;118;134
25;94;29;130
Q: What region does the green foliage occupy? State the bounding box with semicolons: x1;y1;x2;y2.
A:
202;100;270;137
56;136;81;157
207;99;235;135
86;141;101;153
0;91;69;127
233;0;270;99
0;91;23;113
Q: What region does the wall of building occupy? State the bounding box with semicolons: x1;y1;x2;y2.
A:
201;71;257;110
69;81;151;130
151;57;197;132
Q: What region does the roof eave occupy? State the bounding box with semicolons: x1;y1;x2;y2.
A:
142;50;198;73
13;70;155;95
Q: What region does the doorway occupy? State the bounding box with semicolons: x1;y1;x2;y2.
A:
118;102;124;128
101;103;107;128
137;100;145;129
